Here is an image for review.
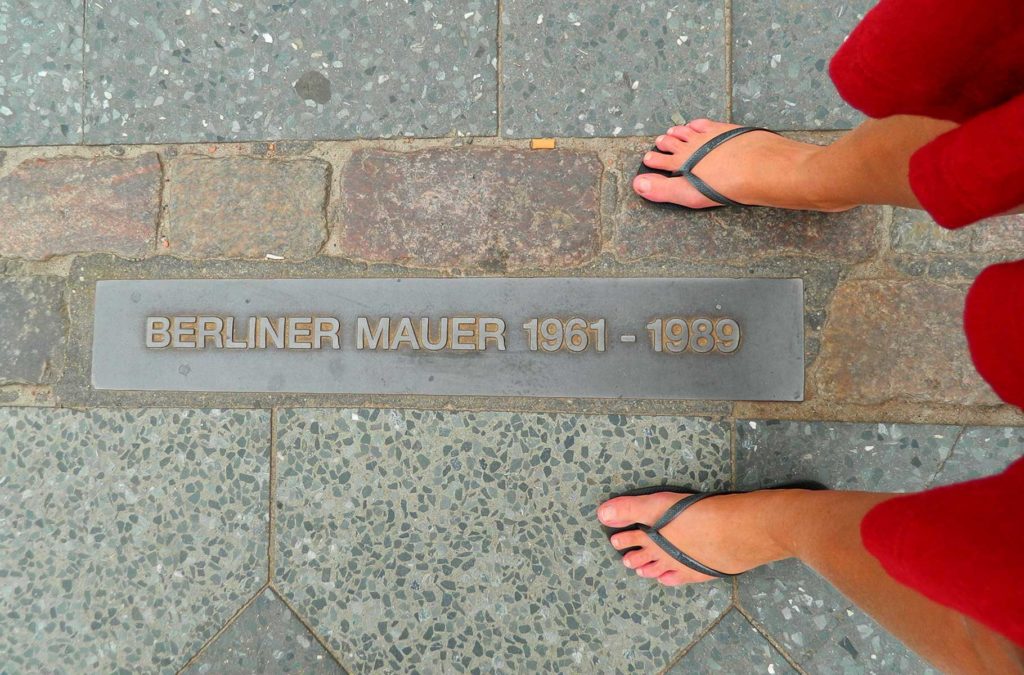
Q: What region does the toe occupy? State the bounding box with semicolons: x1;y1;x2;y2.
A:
657;571;688;586
600;492;685;527
633;173;716;208
636;560;668;578
609;529;647;551
641;150;679;172
667;125;696;142
687;118;714;132
654;134;685;154
622;546;657;570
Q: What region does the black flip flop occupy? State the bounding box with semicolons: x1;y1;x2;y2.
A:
636;126;778;211
602;481;827;578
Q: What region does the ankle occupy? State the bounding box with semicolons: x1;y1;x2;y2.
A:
759;488;823;560
795;144;859;211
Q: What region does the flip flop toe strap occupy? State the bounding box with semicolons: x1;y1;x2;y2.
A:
641;492;735;579
671;126;775;208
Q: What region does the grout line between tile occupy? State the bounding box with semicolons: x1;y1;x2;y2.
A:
495;0;504;137
80;0;87;144
733;602;810;675
270;582;355;674
267;407;278;582
724;0;733;123
925;424;966;488
658;603;734;674
175;582;270;674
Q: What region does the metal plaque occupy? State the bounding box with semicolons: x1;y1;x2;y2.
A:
91;278;804;400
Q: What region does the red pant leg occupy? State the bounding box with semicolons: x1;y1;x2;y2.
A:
964;259;1024;407
829;0;1024;121
862;457;1024;647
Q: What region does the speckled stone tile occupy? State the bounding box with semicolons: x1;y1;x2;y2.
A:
84;1;496;143
184;588;344;675
740;562;937;674
736;420;959;492
732;0;871;129
275;409;732;673
0;276;66;385
0;408;269;673
501;1;726;137
931;427;1023;487
735;420;957;674
668;609;796;674
0;0;83;145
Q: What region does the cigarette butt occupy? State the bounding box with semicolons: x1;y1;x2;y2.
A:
531;138;556;150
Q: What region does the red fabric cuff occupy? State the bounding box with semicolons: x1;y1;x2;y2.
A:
861;457;1024;647
964;260;1024;408
909;93;1024;229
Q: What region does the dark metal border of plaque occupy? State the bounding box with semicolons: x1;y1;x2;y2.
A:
91;278;804;401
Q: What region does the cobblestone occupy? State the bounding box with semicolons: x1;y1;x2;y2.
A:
0;155;160;260
0;277;67;385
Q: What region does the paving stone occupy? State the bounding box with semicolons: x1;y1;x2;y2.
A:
0;408;269;673
184;588;343;675
815;280;1001;405
736;420;959;492
611;163;880;262
668;609;796;674
501;0;726;137
931;427;1024;487
0;0;83;145
970;213;1024;255
740;562;937;675
165;157;329;259
890;208;972;255
735;419;951;674
84;1;496;143
275;409;732;673
0;277;66;384
732;0;871;129
0;154;160;260
332;148;602;270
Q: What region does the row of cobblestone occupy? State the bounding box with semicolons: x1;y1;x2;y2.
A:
1;140;1022;421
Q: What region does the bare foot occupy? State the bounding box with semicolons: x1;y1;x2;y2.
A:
633;119;854;212
597;489;804;586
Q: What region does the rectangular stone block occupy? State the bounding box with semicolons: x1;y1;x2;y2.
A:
815;280;1001;405
0;0;83;145
501;0;726;137
0;155;160;260
890;208;972;254
0;277;67;384
613;155;881;262
84;1;496;143
164;157;329;260
971;213;1024;254
331;148;602;271
732;0;871;129
91;277;804;401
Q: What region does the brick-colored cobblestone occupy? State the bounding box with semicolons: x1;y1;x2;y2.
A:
891;208;1023;256
0;155;160;260
612;155;880;262
330;148;602;271
164;157;329;259
816;280;1001;406
0;277;66;385
971;213;1024;254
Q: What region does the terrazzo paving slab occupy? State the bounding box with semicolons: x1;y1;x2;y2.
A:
736;420;959;492
668;609;797;674
732;0;871;129
734;420;967;673
275;409;732;673
184;588;344;675
931;426;1023;487
0;407;269;673
0;0;83;145
84;1;496;143
501;0;726;137
0;276;66;385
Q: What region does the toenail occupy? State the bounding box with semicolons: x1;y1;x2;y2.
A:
635;178;651;194
599;505;613;520
656;135;665;143
623;558;633;569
